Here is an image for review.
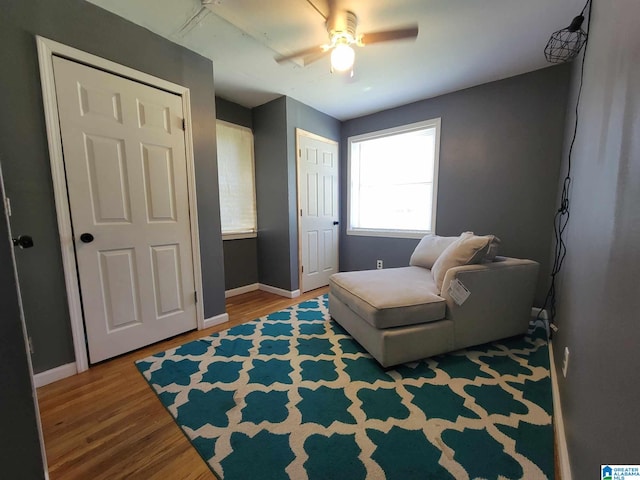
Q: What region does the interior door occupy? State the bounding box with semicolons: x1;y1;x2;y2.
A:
52;56;197;363
298;130;339;292
0;163;48;476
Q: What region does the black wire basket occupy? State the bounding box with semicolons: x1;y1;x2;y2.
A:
544;15;587;63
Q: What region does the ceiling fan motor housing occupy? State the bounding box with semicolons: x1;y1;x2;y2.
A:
327;10;358;44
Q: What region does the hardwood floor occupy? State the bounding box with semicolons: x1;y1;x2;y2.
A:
37;287;328;480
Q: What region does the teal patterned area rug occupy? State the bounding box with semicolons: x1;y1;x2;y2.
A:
136;295;553;480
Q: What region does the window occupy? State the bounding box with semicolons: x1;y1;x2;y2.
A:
216;120;257;239
347;118;441;238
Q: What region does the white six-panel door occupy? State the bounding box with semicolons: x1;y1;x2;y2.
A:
298;130;339;293
53;56;197;363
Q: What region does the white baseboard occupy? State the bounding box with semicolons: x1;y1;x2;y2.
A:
549;341;572;480
225;283;260;298
259;283;301;299
225;283;301;300
203;312;229;329
33;362;77;388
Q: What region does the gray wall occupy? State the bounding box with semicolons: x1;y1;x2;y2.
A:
0;172;45;479
252;96;341;292
553;1;640;478
216;97;259;290
222;238;259;290
253;97;291;290
216;96;253;129
1;0;226;373
340;65;572;305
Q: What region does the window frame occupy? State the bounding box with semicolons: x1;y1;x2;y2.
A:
346;118;441;239
216;119;258;241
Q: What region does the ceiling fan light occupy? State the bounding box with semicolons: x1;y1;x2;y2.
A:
330;44;355;72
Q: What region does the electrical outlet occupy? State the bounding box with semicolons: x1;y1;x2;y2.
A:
376;259;383;269
562;347;570;377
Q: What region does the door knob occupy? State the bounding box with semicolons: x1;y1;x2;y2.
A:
12;235;34;249
333;221;340;225
80;233;94;243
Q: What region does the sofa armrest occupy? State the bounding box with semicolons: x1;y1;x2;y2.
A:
440;257;540;349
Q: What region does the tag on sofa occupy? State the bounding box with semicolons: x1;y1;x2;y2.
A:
449;278;471;306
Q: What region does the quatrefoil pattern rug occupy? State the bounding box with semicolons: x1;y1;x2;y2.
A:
136;295;553;479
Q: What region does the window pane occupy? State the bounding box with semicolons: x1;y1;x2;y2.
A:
356;129;435;185
355;183;433;231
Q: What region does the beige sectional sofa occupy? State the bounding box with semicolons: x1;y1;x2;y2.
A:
329;233;539;367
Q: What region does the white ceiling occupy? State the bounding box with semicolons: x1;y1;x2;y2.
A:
86;0;584;120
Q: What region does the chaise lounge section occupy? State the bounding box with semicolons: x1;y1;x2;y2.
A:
329;233;539;367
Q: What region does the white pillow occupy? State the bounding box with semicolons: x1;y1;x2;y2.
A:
431;232;500;291
409;235;458;269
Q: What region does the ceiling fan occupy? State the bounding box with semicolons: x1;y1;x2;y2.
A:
274;1;419;75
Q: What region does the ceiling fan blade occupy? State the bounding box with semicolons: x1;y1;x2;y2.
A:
303;49;331;66
360;25;419;45
275;45;326;64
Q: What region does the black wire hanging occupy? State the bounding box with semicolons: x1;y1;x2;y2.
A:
544;8;588;64
538;0;592;336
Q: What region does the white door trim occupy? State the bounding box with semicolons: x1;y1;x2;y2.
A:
295;128;339;293
36;36;205;373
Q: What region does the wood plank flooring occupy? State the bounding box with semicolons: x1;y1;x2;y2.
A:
37;287;328;480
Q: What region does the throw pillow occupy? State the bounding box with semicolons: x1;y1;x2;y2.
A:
483;236;502;262
409;235;459;269
431;232;498;291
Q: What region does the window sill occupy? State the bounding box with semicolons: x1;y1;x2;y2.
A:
346;228;431;240
222;232;257;241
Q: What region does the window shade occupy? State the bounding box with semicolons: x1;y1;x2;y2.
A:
216;120;257;236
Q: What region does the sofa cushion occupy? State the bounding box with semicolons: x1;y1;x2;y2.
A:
409;235;458;269
431;232;500;291
329;266;446;329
